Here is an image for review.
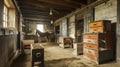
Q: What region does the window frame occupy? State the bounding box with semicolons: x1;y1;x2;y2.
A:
3;5;8;28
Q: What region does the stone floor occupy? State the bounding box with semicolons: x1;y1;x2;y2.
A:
11;42;120;67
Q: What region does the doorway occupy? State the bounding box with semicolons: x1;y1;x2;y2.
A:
75;19;84;43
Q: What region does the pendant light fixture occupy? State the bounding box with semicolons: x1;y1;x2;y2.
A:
49;8;53;15
50;20;53;24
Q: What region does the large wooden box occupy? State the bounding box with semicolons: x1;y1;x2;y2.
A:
83;33;115;64
31;43;44;67
89;20;111;33
83;33;113;49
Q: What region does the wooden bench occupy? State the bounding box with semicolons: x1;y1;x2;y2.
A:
31;43;44;67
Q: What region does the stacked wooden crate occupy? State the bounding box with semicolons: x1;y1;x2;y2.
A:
83;20;115;64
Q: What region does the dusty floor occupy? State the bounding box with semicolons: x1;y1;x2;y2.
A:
11;42;120;67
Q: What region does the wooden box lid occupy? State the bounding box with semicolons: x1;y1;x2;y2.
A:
31;43;44;49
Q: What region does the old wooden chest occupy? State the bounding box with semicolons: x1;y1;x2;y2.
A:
31;43;44;67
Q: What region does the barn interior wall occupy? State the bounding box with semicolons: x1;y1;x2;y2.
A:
68;15;75;39
23;21;54;34
95;0;117;23
0;0;19;67
60;19;67;37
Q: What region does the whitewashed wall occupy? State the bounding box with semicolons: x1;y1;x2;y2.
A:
68;15;75;38
95;0;117;23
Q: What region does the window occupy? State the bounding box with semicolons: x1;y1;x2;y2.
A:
3;5;8;28
37;24;44;32
8;9;16;28
3;0;16;29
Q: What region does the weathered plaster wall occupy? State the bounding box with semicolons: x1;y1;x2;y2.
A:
95;0;117;23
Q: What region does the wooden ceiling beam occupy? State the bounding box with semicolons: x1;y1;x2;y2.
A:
23;13;64;19
21;11;49;16
68;0;88;5
24;20;50;23
87;0;97;4
18;2;49;12
21;9;49;13
34;1;75;10
37;0;80;9
24;17;51;21
64;0;86;7
17;0;80;8
20;8;48;13
19;6;49;12
23;14;51;19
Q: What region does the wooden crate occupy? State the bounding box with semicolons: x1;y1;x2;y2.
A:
83;33;98;39
83;33;115;64
31;43;44;67
83;33;113;49
84;43;98;50
83;47;98;62
89;20;111;33
89;27;103;33
83;33;98;44
89;21;103;28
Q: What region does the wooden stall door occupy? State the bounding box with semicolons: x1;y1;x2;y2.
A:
75;19;84;43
